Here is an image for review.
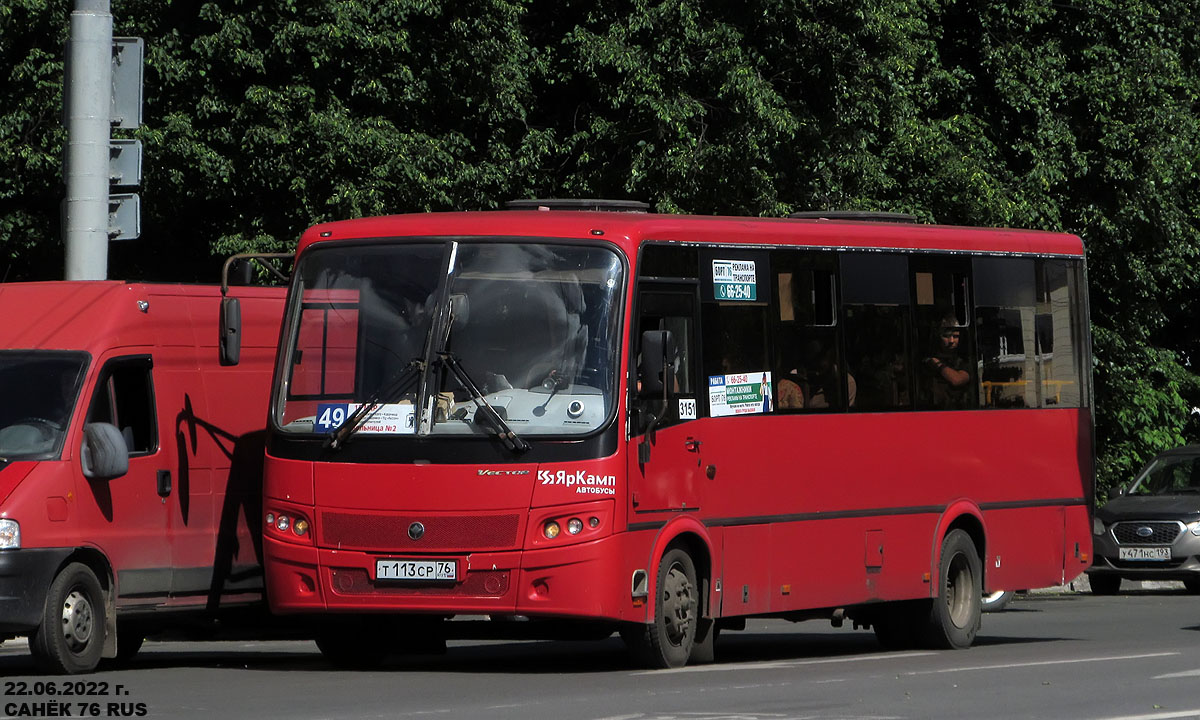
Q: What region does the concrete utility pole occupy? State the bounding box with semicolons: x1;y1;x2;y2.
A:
63;0;113;280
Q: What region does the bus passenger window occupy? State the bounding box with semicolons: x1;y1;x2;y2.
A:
841;253;910;412
974;257;1036;409
912;260;975;411
772;253;847;412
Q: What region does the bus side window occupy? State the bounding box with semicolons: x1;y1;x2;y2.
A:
912;259;976;411
974;257;1036;409
773;250;846;412
841;253;911;412
634;290;696;434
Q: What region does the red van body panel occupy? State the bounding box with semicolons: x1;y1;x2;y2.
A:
0;282;284;646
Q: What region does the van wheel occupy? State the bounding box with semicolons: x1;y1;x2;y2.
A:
624;547;698;669
922;529;981;649
29;563;107;674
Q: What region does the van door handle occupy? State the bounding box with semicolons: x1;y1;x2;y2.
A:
684;439;701;453
157;470;172;498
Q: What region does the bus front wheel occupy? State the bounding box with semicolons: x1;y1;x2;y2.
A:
923;529;982;649
624;547;698;669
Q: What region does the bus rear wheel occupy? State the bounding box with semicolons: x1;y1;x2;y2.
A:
624;547;698;669
923;529;981;649
29;563;107;674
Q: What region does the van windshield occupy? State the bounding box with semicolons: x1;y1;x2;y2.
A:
1127;453;1200;495
275;240;625;440
0;351;88;460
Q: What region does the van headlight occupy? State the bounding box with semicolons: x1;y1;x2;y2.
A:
0;519;19;549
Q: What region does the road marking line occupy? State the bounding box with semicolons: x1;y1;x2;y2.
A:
632;651;935;675
1153;668;1200;679
1096;710;1200;720
903;651;1179;675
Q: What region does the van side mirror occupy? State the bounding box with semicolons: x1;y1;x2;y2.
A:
80;423;129;480
219;296;242;366
639;329;677;397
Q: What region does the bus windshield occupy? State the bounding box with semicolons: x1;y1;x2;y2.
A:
0;351;88;461
275;240;624;440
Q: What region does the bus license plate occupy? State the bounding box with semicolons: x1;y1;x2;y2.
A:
1118;547;1170;561
376;559;457;581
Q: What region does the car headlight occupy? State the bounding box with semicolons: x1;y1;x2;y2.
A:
1093;517;1106;536
0;519;19;549
1188;521;1200;537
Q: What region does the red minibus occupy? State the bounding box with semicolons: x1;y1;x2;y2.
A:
0;279;284;673
263;202;1093;668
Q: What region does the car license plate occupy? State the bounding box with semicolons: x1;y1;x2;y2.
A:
1118;546;1171;561
376;559;457;581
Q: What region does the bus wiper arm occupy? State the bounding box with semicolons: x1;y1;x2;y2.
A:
326;360;423;450
438;351;529;453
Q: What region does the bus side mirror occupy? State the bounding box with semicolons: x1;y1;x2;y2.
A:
639;330;677;398
80;423;129;480
219;296;242;366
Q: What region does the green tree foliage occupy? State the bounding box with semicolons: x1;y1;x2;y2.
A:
3;0;1200;492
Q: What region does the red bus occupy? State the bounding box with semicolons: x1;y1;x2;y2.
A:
263;202;1093;668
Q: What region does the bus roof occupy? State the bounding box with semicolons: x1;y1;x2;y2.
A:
297;210;1085;258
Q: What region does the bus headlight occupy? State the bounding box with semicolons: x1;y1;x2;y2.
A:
567;518;583;535
543;521;561;539
0;519;19;549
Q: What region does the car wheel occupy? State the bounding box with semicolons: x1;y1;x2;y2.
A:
982;589;1015;613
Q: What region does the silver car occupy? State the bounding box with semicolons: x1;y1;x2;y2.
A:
1087;446;1200;594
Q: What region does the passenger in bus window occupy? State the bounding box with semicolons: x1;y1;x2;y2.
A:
921;315;971;408
779;340;855;411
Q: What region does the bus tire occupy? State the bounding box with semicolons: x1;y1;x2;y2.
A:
922;529;981;649
29;563;107;674
625;547;698;669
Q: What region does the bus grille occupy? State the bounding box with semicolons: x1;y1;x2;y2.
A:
330;568;510;597
1112;521;1183;545
320;512;521;551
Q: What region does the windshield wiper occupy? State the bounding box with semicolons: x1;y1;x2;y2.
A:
325;360;423;450
438;351;529;453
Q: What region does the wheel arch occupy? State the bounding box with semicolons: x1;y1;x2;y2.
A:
932;501;987;591
646;516;714;621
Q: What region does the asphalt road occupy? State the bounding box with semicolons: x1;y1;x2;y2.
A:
3;588;1200;720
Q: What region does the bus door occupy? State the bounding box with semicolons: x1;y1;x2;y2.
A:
629;284;705;517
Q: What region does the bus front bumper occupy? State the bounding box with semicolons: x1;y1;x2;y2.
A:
264;533;634;621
